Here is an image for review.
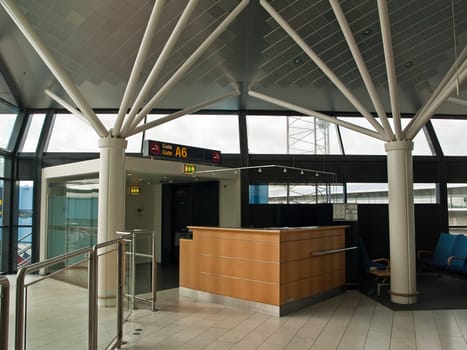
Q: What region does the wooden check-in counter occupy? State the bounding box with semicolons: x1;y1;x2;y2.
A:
179;225;349;315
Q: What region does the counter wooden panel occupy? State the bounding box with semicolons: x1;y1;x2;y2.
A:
180;226;348;308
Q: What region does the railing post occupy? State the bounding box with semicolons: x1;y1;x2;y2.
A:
152;231;157;311
89;247;98;350
116;239;124;347
0;277;10;350
15;268;27;350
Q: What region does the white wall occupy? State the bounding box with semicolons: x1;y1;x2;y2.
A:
219;178;241;227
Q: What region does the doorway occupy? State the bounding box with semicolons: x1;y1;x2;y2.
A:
161;181;219;265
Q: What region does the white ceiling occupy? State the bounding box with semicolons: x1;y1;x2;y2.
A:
0;0;466;115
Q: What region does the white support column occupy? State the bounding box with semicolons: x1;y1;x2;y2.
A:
97;136;127;305
385;140;417;304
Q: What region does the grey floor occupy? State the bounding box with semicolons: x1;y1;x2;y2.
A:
4;275;467;349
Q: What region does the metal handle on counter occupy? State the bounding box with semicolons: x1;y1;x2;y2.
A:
311;246;357;256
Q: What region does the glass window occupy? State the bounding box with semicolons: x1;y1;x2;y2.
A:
338;117;385;155
0;179;3;226
47;179;98;260
0;227;3;272
17;181;33;268
0;114;17;150
0;156;4;177
249;183;344;204
447;183;467;235
347;183;388;203
413;183;437;204
145;114;240;153
47;114;101;152
47;113;142;152
397;119;432;155
22;113;46;152
447;183;467;209
97;114;142;153
247;115;341;154
431;119;467;156
339;117;433;155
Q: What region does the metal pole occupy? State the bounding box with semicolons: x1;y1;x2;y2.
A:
405;61;467;140
15;269;26;350
248;90;385;140
89;246;98;350
0;0;108;138
116;239;124;347
123;91;239;137
152;231;157;311
330;0;394;141
45;89;90;126
120;0;199;136
377;0;403;140
126;0;250;132
113;0;166;136
0;277;10;350
259;0;387;139
404;46;467;137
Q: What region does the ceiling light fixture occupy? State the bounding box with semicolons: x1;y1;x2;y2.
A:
192;165;336;179
404;61;413;68
362;28;371;36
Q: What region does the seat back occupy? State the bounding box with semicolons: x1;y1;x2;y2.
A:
358;237;387;271
432;232;457;266
450;234;467;269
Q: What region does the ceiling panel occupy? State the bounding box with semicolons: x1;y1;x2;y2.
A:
0;0;465;114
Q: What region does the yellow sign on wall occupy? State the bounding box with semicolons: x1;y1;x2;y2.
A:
183;164;196;174
129;186;140;195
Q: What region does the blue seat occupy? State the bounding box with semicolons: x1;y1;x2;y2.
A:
358;237;390;272
417;232;457;269
447;234;467;275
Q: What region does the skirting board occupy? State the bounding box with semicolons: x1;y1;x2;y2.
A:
179;287;345;316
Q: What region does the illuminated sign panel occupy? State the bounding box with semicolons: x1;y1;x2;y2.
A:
129;186;141;195
143;140;221;165
183;164;196;174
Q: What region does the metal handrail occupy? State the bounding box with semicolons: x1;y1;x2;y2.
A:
310;246;358;256
15;237;126;349
89;239;124;350
0;276;10;350
116;230;157;312
15;246;93;350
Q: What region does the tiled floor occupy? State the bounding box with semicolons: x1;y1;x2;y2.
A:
121;289;467;350
4;275;467;349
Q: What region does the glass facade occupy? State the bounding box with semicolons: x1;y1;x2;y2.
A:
431;119;467;156
249;183;344;204
47;179;98;259
17;181;33;268
22;114;46;152
145;114;240;153
1;108;467;273
0;114;17;150
339;117;433;155
247;115;341;154
447;183;467;234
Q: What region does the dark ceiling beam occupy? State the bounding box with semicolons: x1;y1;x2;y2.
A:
0;55;23;110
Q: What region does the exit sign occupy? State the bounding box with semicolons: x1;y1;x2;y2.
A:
183;164;196;174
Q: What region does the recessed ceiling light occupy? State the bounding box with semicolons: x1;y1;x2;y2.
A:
293;57;303;65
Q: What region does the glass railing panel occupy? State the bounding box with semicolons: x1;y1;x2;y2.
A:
96;246;119;349
23;255;89;350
